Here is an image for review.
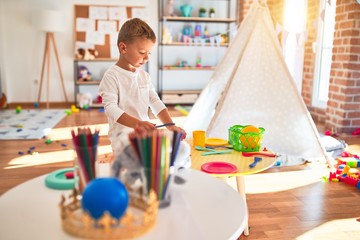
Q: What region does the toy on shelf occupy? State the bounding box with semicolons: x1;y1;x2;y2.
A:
180;4;192;17
162;26;173;44
209;8;215;18
75;48;99;60
199;7;206;17
164;0;175;16
77;65;92;81
194;24;202;37
182;25;192;43
77;93;92;109
203;26;210;39
196;56;202;68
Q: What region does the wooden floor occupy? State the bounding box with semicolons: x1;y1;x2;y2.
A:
1;105;359;239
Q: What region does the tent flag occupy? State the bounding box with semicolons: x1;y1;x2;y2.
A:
183;2;329;163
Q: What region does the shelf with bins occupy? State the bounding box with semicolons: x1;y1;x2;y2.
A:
74;59;116;108
162;16;236;23
162;90;201;104
158;0;238;104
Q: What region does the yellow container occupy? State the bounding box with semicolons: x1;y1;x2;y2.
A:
192;130;206;148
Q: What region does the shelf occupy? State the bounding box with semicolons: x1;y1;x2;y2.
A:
158;0;238;105
75;80;101;85
162;66;215;70
162;16;236;23
161;42;229;47
162;90;201;104
74;58;116;62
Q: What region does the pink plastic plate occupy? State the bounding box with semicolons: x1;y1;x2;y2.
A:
201;162;238;174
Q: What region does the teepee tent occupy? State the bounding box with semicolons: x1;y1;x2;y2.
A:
183;2;328;162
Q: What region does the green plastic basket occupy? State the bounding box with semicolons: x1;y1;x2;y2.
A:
228;125;265;152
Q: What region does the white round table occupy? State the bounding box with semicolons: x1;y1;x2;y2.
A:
0;169;247;240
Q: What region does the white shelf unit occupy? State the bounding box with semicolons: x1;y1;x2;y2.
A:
158;0;238;104
74;59;115;107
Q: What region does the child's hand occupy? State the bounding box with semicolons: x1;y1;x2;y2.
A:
136;121;156;131
167;125;187;140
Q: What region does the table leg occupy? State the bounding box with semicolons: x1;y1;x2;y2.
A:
236;175;249;236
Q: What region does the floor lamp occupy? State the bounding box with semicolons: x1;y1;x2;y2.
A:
32;10;68;108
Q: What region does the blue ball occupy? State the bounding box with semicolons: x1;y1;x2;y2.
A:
81;178;129;220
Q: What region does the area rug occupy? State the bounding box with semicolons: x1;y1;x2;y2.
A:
0;109;67;140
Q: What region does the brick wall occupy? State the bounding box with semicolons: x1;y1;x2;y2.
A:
239;0;252;22
325;0;360;133
238;0;360;133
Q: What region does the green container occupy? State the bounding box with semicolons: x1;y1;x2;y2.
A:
228;125;265;152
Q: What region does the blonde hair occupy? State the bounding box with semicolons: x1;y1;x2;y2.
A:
117;18;156;45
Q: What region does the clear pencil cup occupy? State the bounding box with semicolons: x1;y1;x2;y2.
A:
142;166;175;209
73;146;98;194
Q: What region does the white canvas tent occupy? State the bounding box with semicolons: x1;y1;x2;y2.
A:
183;2;329;163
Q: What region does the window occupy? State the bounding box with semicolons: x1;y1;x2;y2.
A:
312;0;336;108
282;0;307;94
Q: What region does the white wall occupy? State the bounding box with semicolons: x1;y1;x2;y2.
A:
0;0;158;103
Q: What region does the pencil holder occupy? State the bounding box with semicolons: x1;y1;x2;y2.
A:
73;145;98;194
112;129;183;209
142;166;173;208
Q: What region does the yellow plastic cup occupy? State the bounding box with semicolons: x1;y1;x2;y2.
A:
192;130;206;148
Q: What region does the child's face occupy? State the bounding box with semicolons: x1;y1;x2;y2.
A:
119;38;154;70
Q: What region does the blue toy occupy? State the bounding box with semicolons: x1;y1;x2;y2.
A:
82;178;129;220
180;4;192;17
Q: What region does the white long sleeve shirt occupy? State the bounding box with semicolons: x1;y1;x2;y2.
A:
98;65;166;150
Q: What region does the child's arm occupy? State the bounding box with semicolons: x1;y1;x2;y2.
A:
117;113;156;131
157;108;187;139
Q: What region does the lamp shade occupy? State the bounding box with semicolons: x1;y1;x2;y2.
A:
32;10;65;32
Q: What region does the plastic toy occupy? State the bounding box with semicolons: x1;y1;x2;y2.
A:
249;157;262;168
162;26;173;44
70;104;80;113
77;93;92;109
228;125;265;152
209;8;215;18
180;4;192;17
164;0;175;16
196;56;202;67
199;7;206;17
77;65;91;81
15;105;22;114
326;157;360;190
75;48;98;60
182;25;192;43
194;24;202;37
45;168;75;190
353;128;360;135
81;178;129;220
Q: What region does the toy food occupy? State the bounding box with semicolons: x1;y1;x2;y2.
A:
240;125;260;148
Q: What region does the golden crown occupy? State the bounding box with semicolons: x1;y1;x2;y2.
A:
59;187;159;239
